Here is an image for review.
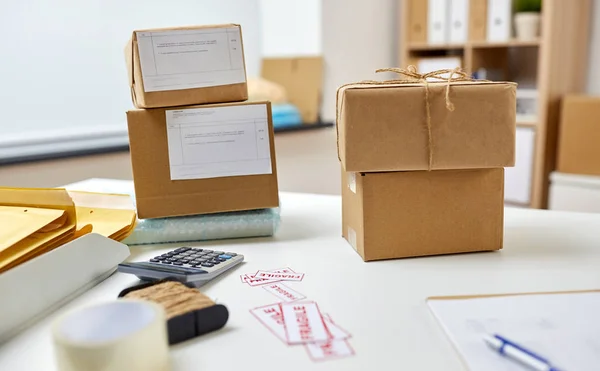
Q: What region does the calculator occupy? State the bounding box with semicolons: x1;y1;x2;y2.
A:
117;247;244;285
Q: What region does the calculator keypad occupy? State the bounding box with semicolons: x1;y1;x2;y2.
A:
150;247;239;271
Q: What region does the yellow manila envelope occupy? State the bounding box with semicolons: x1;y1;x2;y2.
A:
0;188;79;273
0;206;67;250
67;191;137;241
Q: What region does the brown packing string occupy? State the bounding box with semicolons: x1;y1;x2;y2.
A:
124;281;215;320
335;65;475;170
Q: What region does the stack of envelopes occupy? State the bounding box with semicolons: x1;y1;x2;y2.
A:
0;188;136;273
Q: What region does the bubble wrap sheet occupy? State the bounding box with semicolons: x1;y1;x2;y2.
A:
64;178;280;246
123;208;280;245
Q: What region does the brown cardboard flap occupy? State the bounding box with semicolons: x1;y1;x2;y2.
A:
124;37;134;88
261;57;323;123
428;289;600;302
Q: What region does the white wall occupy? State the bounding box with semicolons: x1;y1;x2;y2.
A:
0;0;261;139
321;0;399;122
587;0;600;95
259;0;321;57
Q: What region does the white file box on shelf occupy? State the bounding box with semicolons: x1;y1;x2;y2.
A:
549;172;600;214
0;233;130;343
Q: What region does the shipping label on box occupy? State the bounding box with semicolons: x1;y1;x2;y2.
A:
165;104;272;180
336;79;516;172
136;27;245;92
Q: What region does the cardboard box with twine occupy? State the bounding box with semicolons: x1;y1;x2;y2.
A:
336;67;517;172
338;66;516;261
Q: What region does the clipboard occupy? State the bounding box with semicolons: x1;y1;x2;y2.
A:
427;289;600;371
428;288;600;301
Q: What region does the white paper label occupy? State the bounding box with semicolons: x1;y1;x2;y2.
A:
263;283;306;302
348;172;356;193
136;27;245;92
165;104;272;180
254;271;304;281
347;227;357;251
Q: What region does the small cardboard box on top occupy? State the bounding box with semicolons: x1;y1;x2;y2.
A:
342;168;505;261
127;101;279;219
557;95;600;176
337;80;517;172
125;24;248;108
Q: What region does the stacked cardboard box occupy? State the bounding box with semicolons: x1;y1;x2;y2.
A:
125;24;279;219
337;79;516;261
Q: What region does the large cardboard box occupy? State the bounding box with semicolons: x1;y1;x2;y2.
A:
557;96;600;176
127;101;279;219
342;168;504;261
261;57;323;124
125;24;248;108
337;81;516;172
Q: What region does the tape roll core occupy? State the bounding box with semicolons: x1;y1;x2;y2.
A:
53;299;170;371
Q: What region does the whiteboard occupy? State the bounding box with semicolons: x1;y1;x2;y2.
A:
0;0;261;140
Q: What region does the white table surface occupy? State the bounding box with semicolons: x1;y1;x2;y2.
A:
1;192;600;371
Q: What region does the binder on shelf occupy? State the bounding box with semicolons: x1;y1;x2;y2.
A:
505;127;535;205
427;0;449;44
469;0;488;41
449;0;469;43
487;0;512;42
408;0;428;43
0;233;130;342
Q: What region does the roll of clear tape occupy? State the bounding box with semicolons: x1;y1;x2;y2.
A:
52;299;170;371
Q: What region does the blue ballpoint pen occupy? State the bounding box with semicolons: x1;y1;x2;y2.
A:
483;334;562;371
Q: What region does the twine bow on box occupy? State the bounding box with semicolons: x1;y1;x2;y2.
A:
336;65;476;171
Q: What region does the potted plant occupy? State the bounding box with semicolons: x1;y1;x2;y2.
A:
514;0;542;40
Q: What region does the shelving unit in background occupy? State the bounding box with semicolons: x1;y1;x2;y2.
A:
399;0;591;208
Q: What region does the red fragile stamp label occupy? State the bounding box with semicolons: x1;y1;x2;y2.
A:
263;283;306;302
241;268;295;287
249;303;287;343
254;271;304;281
305;339;355;361
280;301;330;344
